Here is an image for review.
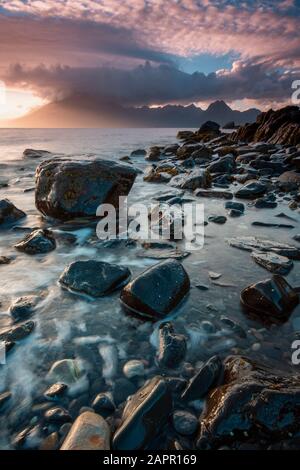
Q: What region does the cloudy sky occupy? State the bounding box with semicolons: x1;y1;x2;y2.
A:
0;0;299;118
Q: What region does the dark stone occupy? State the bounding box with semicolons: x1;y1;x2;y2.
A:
15;229;56;254
59;260;131;297
0;256;13;265
172;410;198;436
131;149;146;156
200;121;220;133
170;169;211;190
157;322;187;369
120;259;190;320
112;378;137;406
208;215;227;224
208;155;235;174
181;356;223;402
44;383;68;401
254;197;278;209
23;149;52;159
92;392;115;415
197;356;300;449
228;209;243;217
194;189;233;199
9;295;39;321
235;181;267;199
35;158;138;220
113;376;172;450
220;316;247;339
252;221;294;229
0;199;26;227
0;321;35;342
44;407;72;424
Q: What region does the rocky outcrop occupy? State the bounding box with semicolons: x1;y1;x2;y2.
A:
35;158;138;220
120;259;190;320
61;411;110;450
232;106;300;145
197;356;300;449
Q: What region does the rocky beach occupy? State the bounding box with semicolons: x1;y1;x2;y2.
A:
0;105;300;451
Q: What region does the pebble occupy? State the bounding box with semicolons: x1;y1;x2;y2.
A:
123;360;145;379
172;410;198;436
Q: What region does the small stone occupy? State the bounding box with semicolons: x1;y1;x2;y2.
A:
9;295;39;321
209;271;222;280
123;360;145;379
0;256;12;265
48;359;85;386
15;229;56;255
61;411;110;450
157;322;187;369
44;407;71;424
131;149;146;156
0;199;26;227
172;410;198;436
44;383;68;401
92;392;115;415
39;432;59;451
208;215;227;224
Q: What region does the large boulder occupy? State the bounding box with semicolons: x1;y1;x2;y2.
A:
197;356;300;449
232;106;300;145
59;260;131;298
61;411;110;450
113;377;172;450
0;199;26;227
35;158;138;220
120;259;190;320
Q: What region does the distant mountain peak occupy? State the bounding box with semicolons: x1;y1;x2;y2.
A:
206;100;232;112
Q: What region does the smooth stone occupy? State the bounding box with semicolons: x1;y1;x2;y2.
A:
45;407;72;424
254;197;278;209
0;199;26;227
112;378;137;406
113;376;172;450
194;189;233;199
170;169;211;191
120;259;190;321
131;149;146;156
48;359;85;386
172;410;198;436
195;284;209;291
59;260;131;298
224;201;245;212
23;149;52;159
0;321;35;342
220;317;247;339
207;155;235;174
9;295;39;321
44;383;68;401
157;322;187;369
228;236;300;260
39;432;59;451
181;356;223;401
208;215;227;224
15;229;56;254
123;360;145;379
61;411;110;450
235;181;267;199
92;392;115;415
251;251;293;275
228;209;243;217
35;158;138;220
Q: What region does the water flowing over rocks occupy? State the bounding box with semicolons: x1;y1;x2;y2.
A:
35;158;138;220
61;411;110;450
120;259;190;320
59;260;131;297
113;377;172;450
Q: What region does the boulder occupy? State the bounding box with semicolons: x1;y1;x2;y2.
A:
61;411;110;450
199;121;220;133
157;322;187;369
59;260;131;297
235;180;267;199
35;158;138;220
113;377;172;450
14;229;56;255
120;259;190;320
197;356;300;449
0;199;26;227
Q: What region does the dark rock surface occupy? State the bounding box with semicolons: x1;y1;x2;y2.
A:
120;259;190;320
59;260;131;297
35;158;138;220
0;199;26;227
235;180;267;199
9;295;39;321
157;322;187;369
15;229;56;254
181;355;223;402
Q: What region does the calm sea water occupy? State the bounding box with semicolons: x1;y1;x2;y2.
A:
0;128;299;448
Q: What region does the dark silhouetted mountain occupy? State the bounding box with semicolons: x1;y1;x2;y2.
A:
0;94;260;128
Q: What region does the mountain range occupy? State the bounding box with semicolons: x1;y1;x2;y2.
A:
0;95;260;128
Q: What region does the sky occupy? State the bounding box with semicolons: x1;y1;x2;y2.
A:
0;0;299;119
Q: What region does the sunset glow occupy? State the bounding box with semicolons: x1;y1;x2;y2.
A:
0;87;45;120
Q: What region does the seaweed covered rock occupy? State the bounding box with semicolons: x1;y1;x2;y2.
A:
35;158;138;220
197;356;300;449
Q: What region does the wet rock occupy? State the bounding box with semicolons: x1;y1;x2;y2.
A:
172;410;198;436
254;197;278;209
228;208;243;217
224;201;245;213
0;391;12;410
157;322;187;369
61;411;110;450
197;355;300;449
0;321;35;342
220;317;247;339
170;169;211;191
112;378;137;406
123;360;145;379
0;199;26;227
39;432;59;451
9;295;39;322
190;146;213;159
235;180;267;199
208;155;235;174
0;256;13;265
23;149;52;159
223;121;235;130
163;144;180;155
15;229;56;254
147;146;161;161
131;149;146;156
35;158;138;220
120;259;190;320
208;215;227;224
181;356;223;402
44;383;68;401
252;221;294;229
241;274;299;324
59;260;131;297
113;376;172;450
200;121;220;133
195;284;209;291
48;359;85;386
92;392;115;415
45;407;71;424
194;189;233;199
228;236;300;260
279;171;300;184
